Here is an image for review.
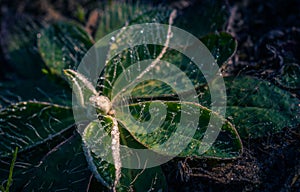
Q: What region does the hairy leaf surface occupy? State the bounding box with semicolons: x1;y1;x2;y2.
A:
0;102;74;157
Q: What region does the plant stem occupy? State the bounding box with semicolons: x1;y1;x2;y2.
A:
110;117;121;192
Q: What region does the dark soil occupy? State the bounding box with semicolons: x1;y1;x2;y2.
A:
0;0;299;191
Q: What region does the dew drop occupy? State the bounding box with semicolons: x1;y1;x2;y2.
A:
20;106;26;111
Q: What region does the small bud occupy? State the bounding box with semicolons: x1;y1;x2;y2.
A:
89;95;112;115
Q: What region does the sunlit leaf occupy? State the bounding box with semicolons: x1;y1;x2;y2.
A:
225;76;300;138
129;79;178;100
99;7;178;97
101;13;235;103
116;101;242;159
128;31;237;101
0;102;74;157
38;22;93;77
82;118;167;191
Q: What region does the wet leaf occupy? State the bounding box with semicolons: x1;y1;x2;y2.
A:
101;34;212;101
0;78;71;109
95;2;149;40
0;102;74;157
0;133;91;191
22;133;90;191
116;101;242;159
126;31;237;101
102;21;236;102
129;7;172;25
86;151;167;191
82;118;167;191
1;13;45;78
99;6;173;96
38;22;93;77
225;76;300;138
129;79;178;100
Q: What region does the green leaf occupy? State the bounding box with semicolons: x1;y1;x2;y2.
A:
0;128;75;191
102;45;208;102
275;63;300;90
95;2;149;41
0;78;71;109
102;25;236;102
74;5;85;23
0;133;92;191
225;76;300;138
38;22;93;77
116;101;242;159
128;7;172;25
200;32;237;67
129;79;178;100
82;119;167;191
137;32;239;105
1;13;45;78
0;101;74;157
174;0;229;37
21;134;91;191
126;31;237;100
99;7;178;98
86;151;167;191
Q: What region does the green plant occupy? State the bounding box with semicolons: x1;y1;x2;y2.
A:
0;147;18;192
0;1;299;191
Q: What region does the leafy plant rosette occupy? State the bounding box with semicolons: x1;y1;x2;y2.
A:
0;2;299;192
